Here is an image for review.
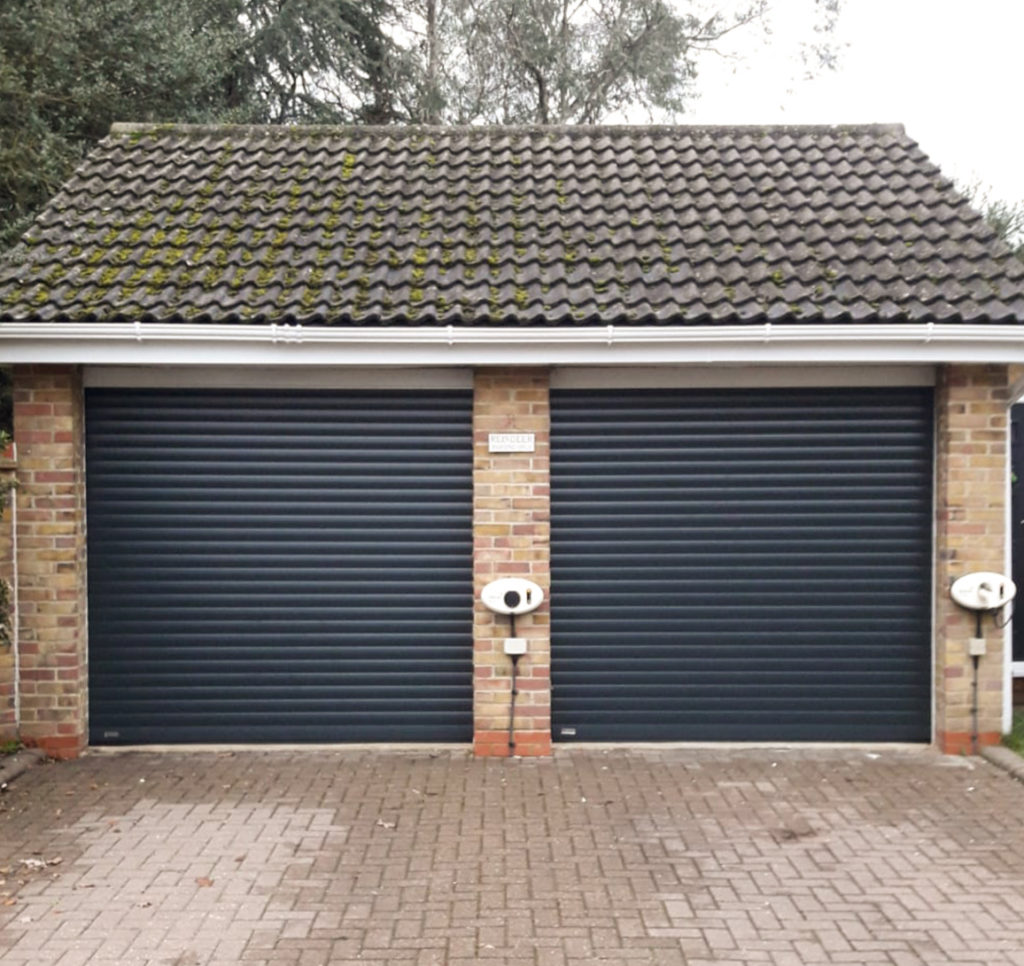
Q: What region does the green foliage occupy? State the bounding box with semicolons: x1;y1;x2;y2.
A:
1003;710;1024;757
961;182;1024;260
981;198;1024;260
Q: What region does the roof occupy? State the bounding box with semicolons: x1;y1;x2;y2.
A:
1;122;1022;326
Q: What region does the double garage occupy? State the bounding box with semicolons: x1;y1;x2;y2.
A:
85;373;934;746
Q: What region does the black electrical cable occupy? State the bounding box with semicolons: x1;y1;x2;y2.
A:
971;653;980;756
508;610;518;752
508;653;520;753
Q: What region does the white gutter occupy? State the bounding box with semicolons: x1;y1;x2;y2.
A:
0;322;1023;365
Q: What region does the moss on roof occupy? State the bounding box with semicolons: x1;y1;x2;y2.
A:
1;123;1022;325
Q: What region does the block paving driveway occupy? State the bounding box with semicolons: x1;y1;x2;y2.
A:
2;746;1024;965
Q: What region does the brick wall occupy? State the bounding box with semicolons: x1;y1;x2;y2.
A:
12;364;88;758
472;368;551;757
0;447;14;743
934;363;1010;754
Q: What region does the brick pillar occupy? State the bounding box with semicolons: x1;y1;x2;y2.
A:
0;446;15;743
934;363;1010;754
472;368;551;757
12;365;88;758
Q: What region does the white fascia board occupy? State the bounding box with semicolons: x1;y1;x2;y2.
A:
1;322;1024;366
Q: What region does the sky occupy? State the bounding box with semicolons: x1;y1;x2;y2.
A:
680;0;1024;206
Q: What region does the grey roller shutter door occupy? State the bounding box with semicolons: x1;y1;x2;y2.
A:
550;387;933;742
87;388;473;744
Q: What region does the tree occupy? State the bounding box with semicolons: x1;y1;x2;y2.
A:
391;0;841;126
230;0;399;124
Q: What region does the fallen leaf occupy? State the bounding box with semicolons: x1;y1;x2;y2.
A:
195;877;213;888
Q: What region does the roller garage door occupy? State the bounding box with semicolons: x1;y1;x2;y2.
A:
551;387;933;743
86;388;473;744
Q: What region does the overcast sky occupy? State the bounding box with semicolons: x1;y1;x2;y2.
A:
680;0;1023;205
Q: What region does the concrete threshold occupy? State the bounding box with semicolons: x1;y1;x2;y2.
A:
557;741;933;752
85;741;933;756
85;743;472;755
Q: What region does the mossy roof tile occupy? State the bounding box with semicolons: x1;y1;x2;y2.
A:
1;122;1023;325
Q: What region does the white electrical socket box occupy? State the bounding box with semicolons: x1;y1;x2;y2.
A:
504;637;527;656
951;572;1016;612
481;577;544;615
968;637;987;657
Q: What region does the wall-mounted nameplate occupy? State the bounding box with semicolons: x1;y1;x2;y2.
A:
488;432;535;453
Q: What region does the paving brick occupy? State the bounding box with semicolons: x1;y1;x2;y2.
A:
2;748;1024;964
